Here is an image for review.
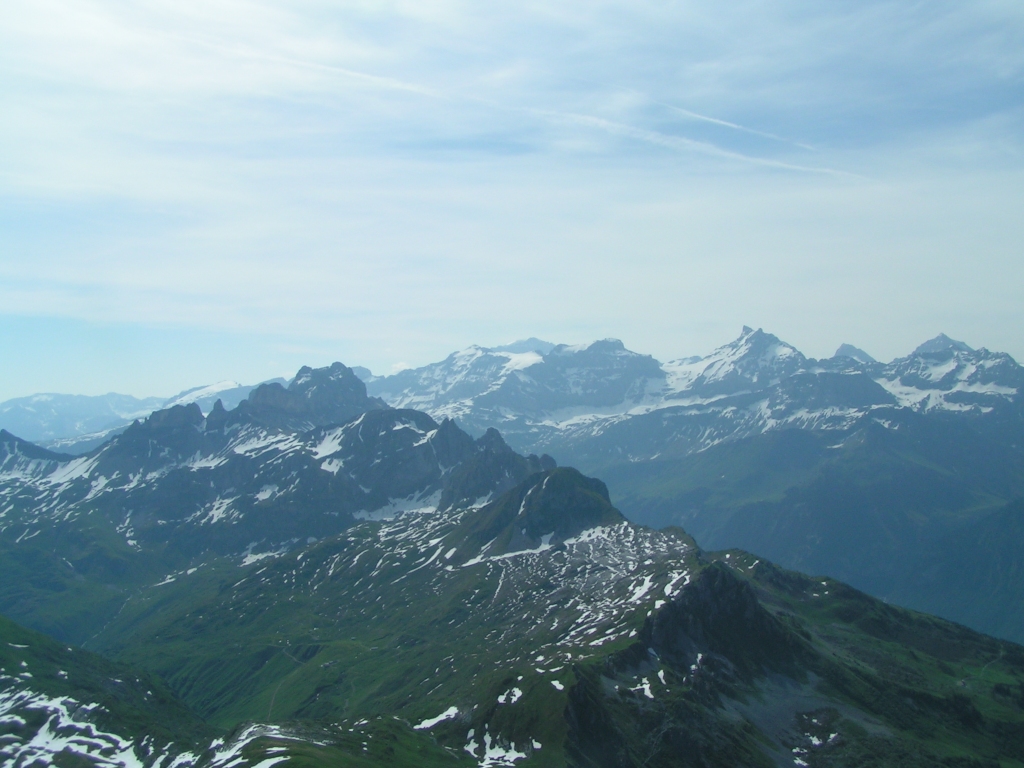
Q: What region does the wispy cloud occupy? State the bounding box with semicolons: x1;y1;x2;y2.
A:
158;29;439;97
531;109;850;176
0;0;1022;397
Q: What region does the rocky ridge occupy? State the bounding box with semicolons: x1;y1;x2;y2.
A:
0;363;551;645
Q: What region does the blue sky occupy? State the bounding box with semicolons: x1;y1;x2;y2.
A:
1;0;1022;399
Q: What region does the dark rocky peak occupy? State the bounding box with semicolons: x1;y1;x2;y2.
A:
233;362;387;431
637;562;808;683
450;467;623;561
834;343;876;364
429;416;477;460
97;402;212;472
511;468;618;539
912;333;973;356
437;426;555;511
138;403;204;432
291;362;359;393
204;398;228;432
476;426;511;453
470;426;556;472
0;429;70;463
111;403;206;452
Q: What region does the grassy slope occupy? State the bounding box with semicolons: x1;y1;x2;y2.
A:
0;521;163;645
0;613;213;748
84;517;1024;766
597;420;1024;642
8;465;1024;766
892;499;1024;643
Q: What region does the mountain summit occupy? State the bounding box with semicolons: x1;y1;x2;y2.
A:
232;362;387;431
833;343;876;363
912;333;974;355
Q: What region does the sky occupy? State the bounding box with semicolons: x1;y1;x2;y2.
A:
1;0;1023;400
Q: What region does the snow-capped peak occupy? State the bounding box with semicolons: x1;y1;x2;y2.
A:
663;327;805;397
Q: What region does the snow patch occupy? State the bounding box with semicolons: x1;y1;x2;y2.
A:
355;490;442;521
414;706;459;730
496;688;522;705
255;485;278;502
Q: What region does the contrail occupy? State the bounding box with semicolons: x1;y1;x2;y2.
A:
661;104;817;152
575;79;816;151
531;109;854;177
162;31;437;97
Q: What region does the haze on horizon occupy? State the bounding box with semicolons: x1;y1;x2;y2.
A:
1;1;1022;401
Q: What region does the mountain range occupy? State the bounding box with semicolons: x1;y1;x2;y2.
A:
362;328;1022;463
10;329;1018;462
4;329;1024;645
357;329;1024;644
3;332;1024;765
2;363;1024;766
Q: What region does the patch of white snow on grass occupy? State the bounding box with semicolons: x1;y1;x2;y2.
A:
414;706;459;730
478;729;528;766
496;688;522;705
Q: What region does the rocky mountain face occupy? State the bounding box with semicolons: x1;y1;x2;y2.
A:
10;329;1020;463
231;363;388;431
6;330;1023;646
0;363;551;645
